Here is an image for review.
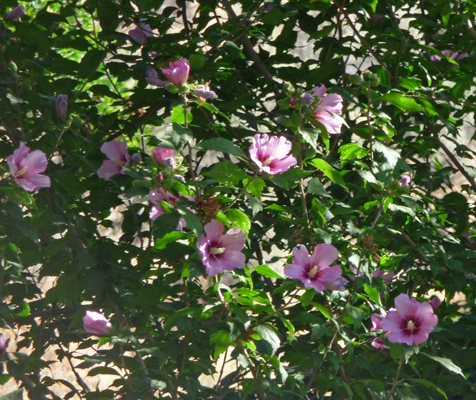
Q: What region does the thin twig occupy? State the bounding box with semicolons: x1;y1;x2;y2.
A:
385;357;404;400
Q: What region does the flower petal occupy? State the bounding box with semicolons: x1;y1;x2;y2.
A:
311;244;339;269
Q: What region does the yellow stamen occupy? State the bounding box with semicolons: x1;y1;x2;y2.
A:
211;247;225;255
406;320;415;331
262;156;274;166
114;159;127;166
309;265;319;277
16;167;28;177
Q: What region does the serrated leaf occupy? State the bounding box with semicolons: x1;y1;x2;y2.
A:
210;330;233;359
252;264;284;279
407;379;447;399
165;123;193;147
0;389;24;400
177;206;202;237
244;178;266;200
199;138;246;158
374;141;400;168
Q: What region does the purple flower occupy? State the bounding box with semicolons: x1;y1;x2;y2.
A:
197;219;246;276
312;85;344;135
301;93;314;105
153;147;175;166
56;95;68;119
192;86;218;100
129;24;153;45
97;139;130;180
131;153;142;163
6;142;51;192
5;6;24;21
146;67;168;87
400;176;411;186
324;276;348;291
465;228;475;245
162;59;190;85
370;313;389;350
284;244;343;292
148;188;185;229
83;311;112;335
382;294;438;345
249;134;297;175
0;333;10;360
430;297;442;311
373;269;395;282
431;49;469;66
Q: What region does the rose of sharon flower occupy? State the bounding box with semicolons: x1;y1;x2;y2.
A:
0;333;10;360
5;6;25;21
129;24;153;45
382;293;438;345
249;134;297;175
400;176;411;186
97;139;130;180
83;311;112;335
284;244;343;292
148;188;186;230
192;86;218;100
162;59;190;85
153;147;175;166
371;313;389;350
431;49;469;64
56;95;68;119
6;142;51;192
197;219;246;276
312;85;344;135
146;67;168;87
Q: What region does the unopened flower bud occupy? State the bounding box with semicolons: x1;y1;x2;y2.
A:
83;311;112;335
131;153;142;163
155;173;164;183
301;93;314;105
56;94;68;119
289;98;297;106
430;297;442;311
174;174;185;182
400;176;411;186
163;157;176;169
5;6;25;22
0;333;10;360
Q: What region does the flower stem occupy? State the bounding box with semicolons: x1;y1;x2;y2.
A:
385;356;404;400
222;173;257;213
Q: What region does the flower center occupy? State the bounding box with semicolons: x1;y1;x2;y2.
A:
406;320;415;331
114;159;127;166
262;156;274;166
210;247;225;255
309;265;319;278
16;167;28;178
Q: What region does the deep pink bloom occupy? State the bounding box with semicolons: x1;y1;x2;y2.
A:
312;85;344;135
400;176;411;186
0;333;10;359
83;311;112;335
129;24;153;45
97;139;130;180
430;297;442;311
56;94;68;119
284;244;343;292
153;147;175;166
6;142;51;192
148;188;186;229
5;6;24;21
162;59;190;85
249;134;297;175
146;67;167;87
370;313;389;350
289;98;297;106
197;219;246;276
382;294;438;345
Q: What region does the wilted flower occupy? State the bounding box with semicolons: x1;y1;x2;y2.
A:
0;333;10;359
129;24;153;45
284;244;343;292
6;142;51;192
148;188;185;229
162;59;190;85
312;85;344;134
370;313;389;350
249;134;297;175
400;176;411;186
301;93;314;105
192;86;218;100
5;6;25;21
56;95;68;119
197;219;246;276
382;293;438;345
146;67;167;87
97;139;130;180
83;311;112;335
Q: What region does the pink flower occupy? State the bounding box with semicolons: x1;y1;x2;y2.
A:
431;50;469;66
97;139;130;180
370;313;389;350
162;59;190;85
284;244;343;292
5;6;24;21
382;294;438;345
373;269;395;282
249;134;297;175
465;228;475;245
312;85;344;135
146;67;167;87
129;24;153;45
430;297;442;311
153;147;175;166
197;219;246;276
0;333;10;359
56;95;68;119
148;188;186;229
192;86;218;100
83;311;112;335
400;176;411;186
6;142;51;192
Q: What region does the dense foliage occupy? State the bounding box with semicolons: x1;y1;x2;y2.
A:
1;0;476;399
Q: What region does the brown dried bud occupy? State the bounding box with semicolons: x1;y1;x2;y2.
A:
293;227;303;243
362;234;373;248
369;244;379;253
196;196;221;222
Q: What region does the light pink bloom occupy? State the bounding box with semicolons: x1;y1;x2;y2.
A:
146;67;167;87
97;139;130;180
197;219;246;276
373;269;395;282
249;134;297;175
400;176;411;186
129;24;153;45
83;311;112;335
153;147;175;166
6;142;51;192
162;59;190;85
312;85;344;135
370;313;389;350
148;188;186;229
56;95;68;119
284;244;343;292
0;333;10;359
382;294;438;345
5;6;24;21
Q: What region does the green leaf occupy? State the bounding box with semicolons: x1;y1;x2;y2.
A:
420;353;464;377
177;206;203;237
155;231;187;250
0;389;24;400
270;355;288;384
171;105;193;124
374;141;400;168
88;367;122;376
210;330;233;359
226;209;251;235
78;49;105;79
188;53;206;69
270;168;313;189
390;342;405;360
344;305;366;329
152;213;181;240
279;317;295;342
308;158;346;187
364;284;381;306
203;161;248;185
252;265;284;279
166;123;193;147
388;203;415;218
338;143;369;162
380;92;424;112
199;138;246;158
14;302;31;317
256;324;280;356
307;177;331;197
244;178;266;200
407;379;447;399
300;127;320;150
